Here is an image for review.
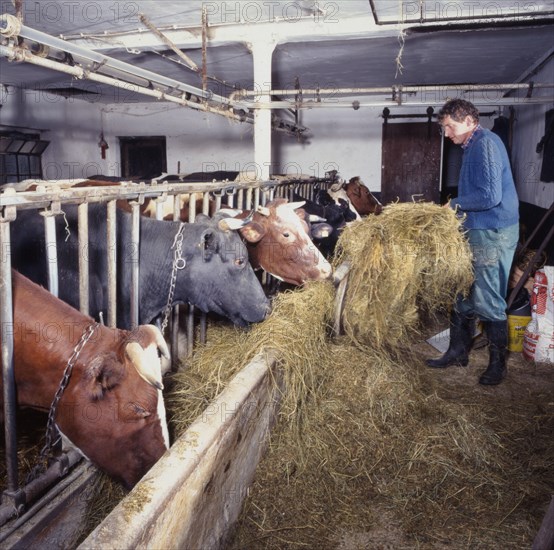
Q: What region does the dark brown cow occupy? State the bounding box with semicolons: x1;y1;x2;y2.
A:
344;177;383;215
0;270;171;489
237;199;333;285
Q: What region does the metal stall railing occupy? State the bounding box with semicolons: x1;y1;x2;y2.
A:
0;173;338;529
0;178;261;529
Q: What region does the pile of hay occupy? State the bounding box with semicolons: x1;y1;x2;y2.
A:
169;281;335;445
335;202;473;351
77;202;553;547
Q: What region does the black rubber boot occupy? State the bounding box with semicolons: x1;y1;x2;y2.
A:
479;320;508;385
426;310;474;368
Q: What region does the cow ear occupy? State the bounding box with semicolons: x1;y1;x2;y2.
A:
288;201;305;211
201;228;219;260
295;208;307;221
86;354;124;401
311;222;333;239
239;222;265;243
195;213;211;224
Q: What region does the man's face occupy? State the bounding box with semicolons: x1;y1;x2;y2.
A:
440;115;477;145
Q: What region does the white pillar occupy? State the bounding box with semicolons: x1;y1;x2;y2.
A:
250;40;276;181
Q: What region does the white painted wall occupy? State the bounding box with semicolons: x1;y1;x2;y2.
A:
272;106;383;188
511;56;554;209
0;89;258;180
1;60;552;208
1;88;106;180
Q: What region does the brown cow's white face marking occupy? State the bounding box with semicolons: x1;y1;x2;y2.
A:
327;188;362;220
273;203;332;283
140;342;170;448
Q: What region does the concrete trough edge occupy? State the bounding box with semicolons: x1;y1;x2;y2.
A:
79;348;280;550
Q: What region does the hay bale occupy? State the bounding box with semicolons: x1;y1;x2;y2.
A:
335;202;473;351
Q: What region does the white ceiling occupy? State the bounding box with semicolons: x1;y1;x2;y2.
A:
0;1;553;111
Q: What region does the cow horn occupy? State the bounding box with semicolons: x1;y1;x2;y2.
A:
287;201;305;211
218;208;243;218
126;341;164;390
256;205;271;217
308;214;327;223
143;325;170;360
218;211;254;232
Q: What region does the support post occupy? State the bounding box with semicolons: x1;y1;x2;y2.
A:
250;40;276;180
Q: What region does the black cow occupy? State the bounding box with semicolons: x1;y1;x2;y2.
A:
293;192;357;258
9;206;270;329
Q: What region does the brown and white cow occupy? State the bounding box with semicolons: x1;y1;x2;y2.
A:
0;270;171;489
325;178;382;218
344;177;383;215
34;178;330;286
236;198;333;286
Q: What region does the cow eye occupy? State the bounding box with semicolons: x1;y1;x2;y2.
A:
235;257;246;268
283;232;290;238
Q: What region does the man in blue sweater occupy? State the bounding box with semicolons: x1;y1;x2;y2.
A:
427;99;519;385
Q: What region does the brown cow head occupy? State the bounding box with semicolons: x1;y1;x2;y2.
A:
55;324;171;489
239;198;332;285
345;177;383;215
3;271;171;489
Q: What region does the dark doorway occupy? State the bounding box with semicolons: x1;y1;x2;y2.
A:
381;122;442;204
441;138;464;203
119;136;167;180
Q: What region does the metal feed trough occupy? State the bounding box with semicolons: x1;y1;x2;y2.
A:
0;173;338;546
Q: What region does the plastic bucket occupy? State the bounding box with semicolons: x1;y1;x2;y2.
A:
508;314;532;352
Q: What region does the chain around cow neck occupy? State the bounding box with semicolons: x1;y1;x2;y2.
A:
27;322;99;483
161;223;187;335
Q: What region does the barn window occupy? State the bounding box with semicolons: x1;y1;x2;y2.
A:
0;134;50;184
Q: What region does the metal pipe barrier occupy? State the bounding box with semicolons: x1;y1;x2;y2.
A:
0;174;335;528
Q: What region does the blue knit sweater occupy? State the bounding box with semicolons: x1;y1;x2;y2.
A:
450;128;519;230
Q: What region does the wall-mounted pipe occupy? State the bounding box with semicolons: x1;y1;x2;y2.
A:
241;97;554;109
233;82;554;100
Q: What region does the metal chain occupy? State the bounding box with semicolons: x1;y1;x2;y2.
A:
27;322;99;482
161;223;187;334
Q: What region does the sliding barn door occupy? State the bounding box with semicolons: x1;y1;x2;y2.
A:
381;122;442;204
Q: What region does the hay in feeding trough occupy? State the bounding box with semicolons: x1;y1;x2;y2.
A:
335;202;474;351
169;281;335;444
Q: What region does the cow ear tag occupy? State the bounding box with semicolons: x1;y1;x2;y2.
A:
239;222;265;243
201;229;218;260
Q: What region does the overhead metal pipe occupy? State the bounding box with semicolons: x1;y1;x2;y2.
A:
0;43;309;134
241;97;554;109
138;12;199;73
233;82;554;99
0;14;228;106
0;44;245;122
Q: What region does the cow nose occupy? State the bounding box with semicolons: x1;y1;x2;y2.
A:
320;260;333;280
